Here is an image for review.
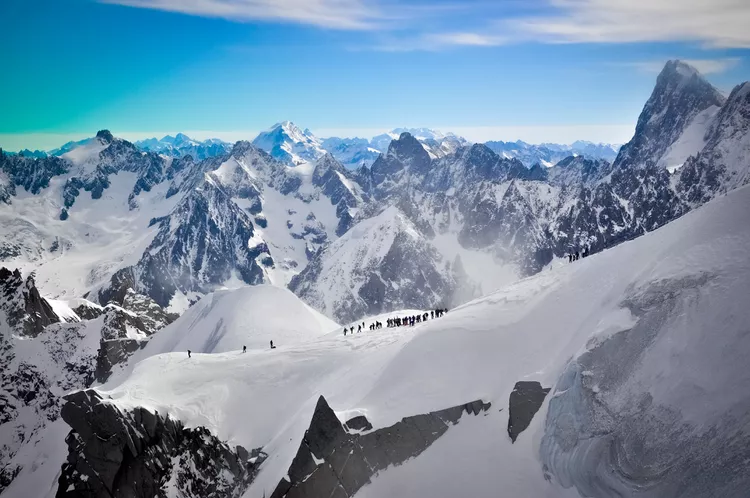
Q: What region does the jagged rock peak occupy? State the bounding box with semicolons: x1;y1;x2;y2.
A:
229;140;263;158
386;132;431;168
95;129;114;144
0;267;59;337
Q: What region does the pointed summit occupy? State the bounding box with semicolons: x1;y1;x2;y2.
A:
613;60;725;170
95;130;114;144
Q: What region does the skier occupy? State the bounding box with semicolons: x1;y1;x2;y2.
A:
187;349;191;358
270;340;276;349
243;345;247;353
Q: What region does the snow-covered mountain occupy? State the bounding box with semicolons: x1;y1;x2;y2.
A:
55;181;750;498
135;133;231;160
289;206;464;323
252;121;327;166
485;139;620;167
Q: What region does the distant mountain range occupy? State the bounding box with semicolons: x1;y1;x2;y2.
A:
2;125;620;169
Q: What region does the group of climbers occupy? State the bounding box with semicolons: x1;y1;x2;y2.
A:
188;307;452;357
343;308;448;336
568;245;592;263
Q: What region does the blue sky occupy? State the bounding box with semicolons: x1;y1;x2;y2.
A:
1;0;749;150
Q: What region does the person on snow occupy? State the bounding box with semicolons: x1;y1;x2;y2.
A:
358;325;362;333
568;253;573;263
243;345;247;353
188;349;191;358
575;251;580;261
344;328;347;336
431;310;434;319
270;340;276;349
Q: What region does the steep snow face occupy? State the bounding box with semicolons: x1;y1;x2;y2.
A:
252;121;326;166
289;206;458;323
657;105;720;172
90;184;750;498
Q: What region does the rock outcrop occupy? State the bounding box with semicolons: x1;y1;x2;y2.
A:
270;396;491;498
0;267;59;337
57;389;266;498
508;381;551;443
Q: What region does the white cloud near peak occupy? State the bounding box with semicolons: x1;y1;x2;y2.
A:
512;0;750;48
623;58;741;75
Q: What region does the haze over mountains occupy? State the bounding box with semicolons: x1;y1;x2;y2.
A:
1;60;750;497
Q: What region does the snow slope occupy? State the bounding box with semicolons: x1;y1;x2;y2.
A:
94;182;750;497
128;285;338;358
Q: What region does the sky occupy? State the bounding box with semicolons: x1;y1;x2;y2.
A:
1;0;750;151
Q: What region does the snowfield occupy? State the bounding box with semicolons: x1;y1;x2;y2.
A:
95;184;750;497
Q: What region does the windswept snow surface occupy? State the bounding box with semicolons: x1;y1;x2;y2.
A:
98;185;750;497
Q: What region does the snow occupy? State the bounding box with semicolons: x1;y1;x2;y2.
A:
657;105;720;171
431;232;518;295
0;169;179;300
60;139;107;172
117;285;338;361
46;298;80;323
96;184;750;497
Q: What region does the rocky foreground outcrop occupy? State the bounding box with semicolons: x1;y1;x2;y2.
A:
270;396;492;498
57;390;266;498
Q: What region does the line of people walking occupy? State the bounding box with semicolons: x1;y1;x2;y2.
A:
343;308;448;336
568;246;592;263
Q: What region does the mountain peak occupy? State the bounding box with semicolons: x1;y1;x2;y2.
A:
96;130;114;144
661;60;701;80
253;121;325;165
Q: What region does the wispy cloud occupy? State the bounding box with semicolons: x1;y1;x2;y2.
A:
100;0;384;29
621;57;741;75
400;0;750;51
510;0;750;48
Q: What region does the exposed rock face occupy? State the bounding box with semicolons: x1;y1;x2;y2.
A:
0;283;97;495
270;396;491;498
0;267;59;337
94;295;175;382
57;389;266;498
507;381;550;443
98;180;270;308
